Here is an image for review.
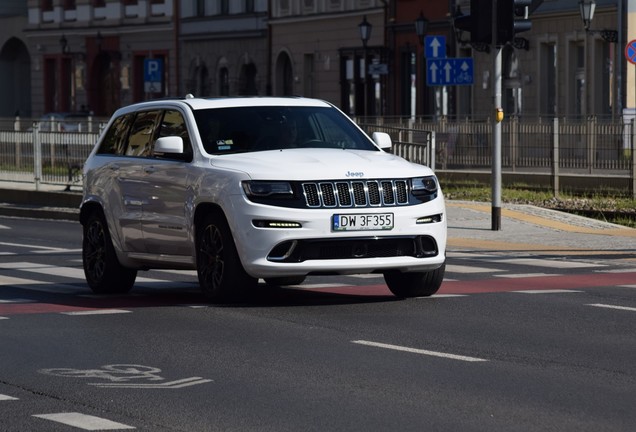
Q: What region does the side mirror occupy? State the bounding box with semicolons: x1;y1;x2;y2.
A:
372;132;392;150
154;136;184;155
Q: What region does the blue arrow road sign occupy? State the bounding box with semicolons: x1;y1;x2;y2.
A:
426;58;474;86
424;36;446;59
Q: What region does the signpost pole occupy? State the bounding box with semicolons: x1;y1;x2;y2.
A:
492;0;502;231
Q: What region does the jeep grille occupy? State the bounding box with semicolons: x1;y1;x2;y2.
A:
302;180;409;208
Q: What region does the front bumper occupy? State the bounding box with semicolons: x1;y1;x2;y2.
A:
226;194;447;278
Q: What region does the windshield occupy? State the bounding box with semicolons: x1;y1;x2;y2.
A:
193;106;378;155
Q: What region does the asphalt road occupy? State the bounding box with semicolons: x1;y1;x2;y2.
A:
0;216;635;431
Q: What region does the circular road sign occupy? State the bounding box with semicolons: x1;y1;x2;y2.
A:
626;39;636;65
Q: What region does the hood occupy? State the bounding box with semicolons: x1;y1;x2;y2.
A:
209;148;434;180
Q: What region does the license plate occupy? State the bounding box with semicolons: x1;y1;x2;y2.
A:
332;213;394;231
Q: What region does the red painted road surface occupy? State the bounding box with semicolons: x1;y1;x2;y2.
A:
1;272;635;316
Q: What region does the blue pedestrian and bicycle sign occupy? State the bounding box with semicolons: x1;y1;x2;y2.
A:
426;58;474;86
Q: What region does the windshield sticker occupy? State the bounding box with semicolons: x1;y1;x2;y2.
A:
216;139;234;151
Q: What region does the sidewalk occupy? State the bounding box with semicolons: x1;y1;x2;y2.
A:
447;201;636;261
0;181;634;260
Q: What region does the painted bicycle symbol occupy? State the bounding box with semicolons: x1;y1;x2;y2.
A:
39;364;212;389
40;364;164;382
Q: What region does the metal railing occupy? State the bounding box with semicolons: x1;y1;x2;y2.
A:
360;116;636;198
0;125;101;190
0;116;634;198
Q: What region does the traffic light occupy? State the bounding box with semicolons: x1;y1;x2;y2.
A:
453;0;493;45
497;0;532;45
453;0;532;47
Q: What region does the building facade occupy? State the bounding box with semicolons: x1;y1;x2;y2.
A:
24;0;177;117
0;0;628;121
179;0;268;98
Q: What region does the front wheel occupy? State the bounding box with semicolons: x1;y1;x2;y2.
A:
196;212;257;302
82;210;137;294
383;263;445;298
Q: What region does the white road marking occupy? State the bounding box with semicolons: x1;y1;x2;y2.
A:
0;394;18;400
352;340;488;362
512;290;582;294
91;376;213;389
0;274;82;294
446;265;504;274
495;258;606;269
0;262;167;284
587;303;636;312
0;242;70;252
596;268;636;273
32;412;135;430
289;283;352;289
496;273;561;278
62;309;132;316
0;298;36;303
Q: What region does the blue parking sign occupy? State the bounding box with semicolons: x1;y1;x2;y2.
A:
144;58;163;93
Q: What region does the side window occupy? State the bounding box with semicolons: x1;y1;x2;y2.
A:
156;110;193;162
125;110;162;157
96;114;134;155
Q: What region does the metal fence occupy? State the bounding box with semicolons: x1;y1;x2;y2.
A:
0;116;634;198
0;128;100;190
360;116;636;198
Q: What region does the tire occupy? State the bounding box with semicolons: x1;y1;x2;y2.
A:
264;276;306;286
196;212;257;302
82;210;137;294
384;263;445;298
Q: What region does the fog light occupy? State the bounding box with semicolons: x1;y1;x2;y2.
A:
253;220;302;228
416;214;442;224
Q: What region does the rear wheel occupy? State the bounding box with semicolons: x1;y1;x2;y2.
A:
196;212;257;302
384;263;445;298
82;210;137;294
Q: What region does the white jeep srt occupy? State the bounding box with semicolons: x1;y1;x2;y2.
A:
80;96;447;301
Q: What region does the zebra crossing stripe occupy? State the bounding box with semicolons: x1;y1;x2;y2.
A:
0;394;18;400
32;412;135;430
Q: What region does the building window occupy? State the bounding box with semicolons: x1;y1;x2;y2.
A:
303;0;315;13
123;0;138;5
328;0;342;11
219;68;229;96
93;0;105;7
573;42;585;118
220;0;229;14
195;0;205;16
63;0;76;10
41;0;53;11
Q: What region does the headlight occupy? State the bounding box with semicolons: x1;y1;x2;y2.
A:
411;176;438;193
242;180;293;197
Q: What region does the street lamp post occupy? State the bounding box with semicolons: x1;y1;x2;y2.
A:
359;15;372;117
579;0;620;118
414;11;428;45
